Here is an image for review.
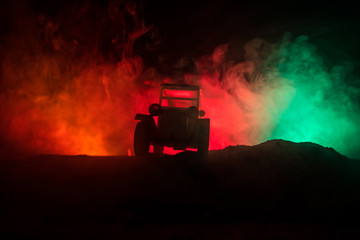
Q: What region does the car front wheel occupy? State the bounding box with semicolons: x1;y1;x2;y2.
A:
197;119;210;157
134;122;150;156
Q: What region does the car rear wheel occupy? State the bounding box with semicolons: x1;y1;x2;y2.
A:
134;122;150;156
198;120;210;156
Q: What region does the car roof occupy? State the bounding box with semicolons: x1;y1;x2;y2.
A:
160;83;200;91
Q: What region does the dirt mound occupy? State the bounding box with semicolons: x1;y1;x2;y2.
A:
1;140;360;238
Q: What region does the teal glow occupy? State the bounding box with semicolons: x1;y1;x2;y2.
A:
269;36;360;158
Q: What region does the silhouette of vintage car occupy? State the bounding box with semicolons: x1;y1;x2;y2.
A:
134;84;210;156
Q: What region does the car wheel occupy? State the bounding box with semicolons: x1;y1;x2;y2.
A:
198;120;210;157
134;122;150;156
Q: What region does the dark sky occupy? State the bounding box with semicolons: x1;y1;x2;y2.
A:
1;0;359;63
0;0;359;88
143;0;360;57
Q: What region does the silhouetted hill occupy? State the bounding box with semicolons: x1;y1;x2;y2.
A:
1;140;359;239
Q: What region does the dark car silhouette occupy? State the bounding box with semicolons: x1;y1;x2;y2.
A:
134;84;210;156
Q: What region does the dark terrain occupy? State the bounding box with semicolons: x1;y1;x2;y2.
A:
1;140;360;239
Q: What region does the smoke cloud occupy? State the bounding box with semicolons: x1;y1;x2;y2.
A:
1;0;359;158
0;0;159;156
197;34;360;158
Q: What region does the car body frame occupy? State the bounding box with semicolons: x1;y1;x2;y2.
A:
134;84;210;156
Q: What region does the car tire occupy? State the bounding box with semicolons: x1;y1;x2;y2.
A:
198;119;210;157
134;122;150;156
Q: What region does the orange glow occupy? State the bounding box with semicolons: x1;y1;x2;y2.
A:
0;2;158;156
0;2;268;156
0;36;261;156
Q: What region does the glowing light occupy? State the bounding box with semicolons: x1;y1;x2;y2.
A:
268;36;360;158
194;37;360;158
1;2;359;159
162;89;198;99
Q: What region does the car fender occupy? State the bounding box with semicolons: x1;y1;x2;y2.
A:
134;114;157;138
135;113;152;121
